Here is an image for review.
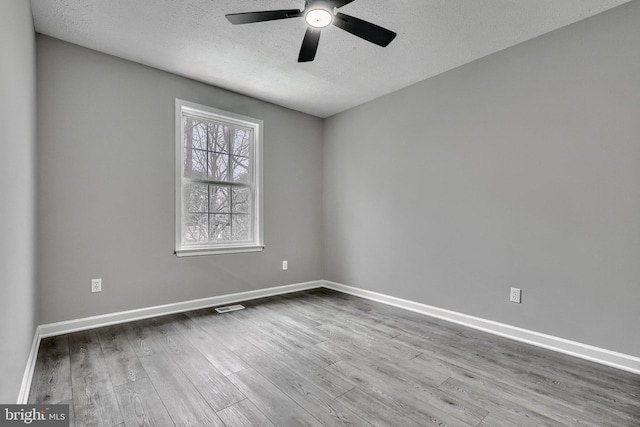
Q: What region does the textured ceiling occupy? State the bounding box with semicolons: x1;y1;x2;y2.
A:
30;0;630;118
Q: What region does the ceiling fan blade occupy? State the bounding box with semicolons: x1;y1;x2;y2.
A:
332;12;397;47
330;0;356;8
298;28;321;62
226;9;302;25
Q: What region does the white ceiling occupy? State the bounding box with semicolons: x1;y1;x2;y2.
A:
30;0;630;118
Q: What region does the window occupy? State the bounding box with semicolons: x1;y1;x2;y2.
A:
175;99;263;256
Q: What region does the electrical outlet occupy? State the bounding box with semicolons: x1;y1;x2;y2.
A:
282;260;288;271
510;287;521;303
91;278;102;293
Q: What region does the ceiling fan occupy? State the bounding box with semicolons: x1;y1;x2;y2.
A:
225;0;397;62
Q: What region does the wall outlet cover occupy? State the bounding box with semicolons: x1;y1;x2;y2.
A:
510;287;521;303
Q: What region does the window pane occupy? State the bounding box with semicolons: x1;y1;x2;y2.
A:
209;214;231;241
209;185;230;213
185;214;208;243
231;155;250;183
184;148;208;178
209;152;229;181
232;187;250;214
232;214;249;241
210;124;230;153
185;183;208;213
232;128;251;157
192;120;209;150
183;117;208;150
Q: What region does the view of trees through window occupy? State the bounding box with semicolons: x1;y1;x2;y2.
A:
182;116;252;244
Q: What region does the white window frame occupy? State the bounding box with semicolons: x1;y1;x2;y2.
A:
175;99;264;256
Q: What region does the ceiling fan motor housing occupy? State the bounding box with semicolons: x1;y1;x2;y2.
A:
305;0;335;12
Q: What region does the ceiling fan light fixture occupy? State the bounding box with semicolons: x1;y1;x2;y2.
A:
305;8;333;28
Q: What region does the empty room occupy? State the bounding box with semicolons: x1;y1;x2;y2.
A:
1;0;639;426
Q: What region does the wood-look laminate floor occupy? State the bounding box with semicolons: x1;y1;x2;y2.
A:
29;288;640;426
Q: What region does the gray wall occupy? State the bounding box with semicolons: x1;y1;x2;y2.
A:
323;1;640;357
37;36;324;324
0;0;37;403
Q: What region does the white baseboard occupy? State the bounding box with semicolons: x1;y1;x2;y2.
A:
16;327;42;404
323;280;640;376
37;280;323;338
17;280;323;403
19;278;639;403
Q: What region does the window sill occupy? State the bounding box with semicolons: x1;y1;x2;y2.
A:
175;245;265;257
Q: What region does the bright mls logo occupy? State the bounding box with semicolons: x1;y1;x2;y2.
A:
1;405;68;426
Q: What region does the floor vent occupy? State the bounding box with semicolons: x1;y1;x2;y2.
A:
215;304;245;314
